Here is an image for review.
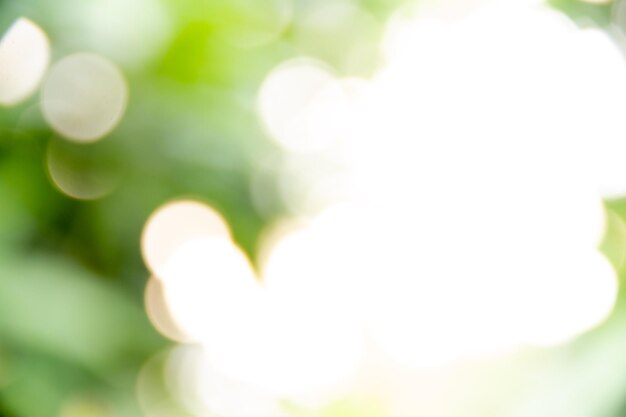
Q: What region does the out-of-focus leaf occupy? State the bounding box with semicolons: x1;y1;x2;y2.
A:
0;254;163;375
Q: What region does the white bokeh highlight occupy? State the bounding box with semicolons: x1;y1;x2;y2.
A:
257;58;339;153
256;0;622;367
142;0;626;412
0;18;50;106
41;53;128;143
141;200;364;404
141;199;232;279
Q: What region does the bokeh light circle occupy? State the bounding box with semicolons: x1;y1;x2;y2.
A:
41;53;128;143
0;18;50;106
141;199;232;279
45;139;119;200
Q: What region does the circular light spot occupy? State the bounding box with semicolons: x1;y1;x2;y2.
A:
257;58;337;153
0;18;50;106
46;140;119;200
141;200;231;278
41;53;128;143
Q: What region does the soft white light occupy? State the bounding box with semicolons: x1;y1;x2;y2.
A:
508;250;618;346
255;0;624;369
158;237;260;343
0;18;50;106
257;58;337;153
141;201;366;403
159;234;363;403
359;2;622;364
250;293;362;404
41;53;128;143
149;2;626;407
261;203;382;312
141;199;231;278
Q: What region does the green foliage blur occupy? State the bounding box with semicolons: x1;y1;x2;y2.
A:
0;0;399;415
1;0;626;416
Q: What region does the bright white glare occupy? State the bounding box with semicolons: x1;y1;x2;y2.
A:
141;199;231;278
158;237;260;343
379;2;626;199
204;307;362;406
149;0;626;407
46;141;117;200
0;18;50;106
357;2;621;364
158;233;362;403
254;0;623;369
261;204;382;313
254;242;363;404
508;250;618;346
41;53;128;143
237;297;362;406
142;201;365;403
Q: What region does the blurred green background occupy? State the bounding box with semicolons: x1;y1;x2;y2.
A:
2;0;626;416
